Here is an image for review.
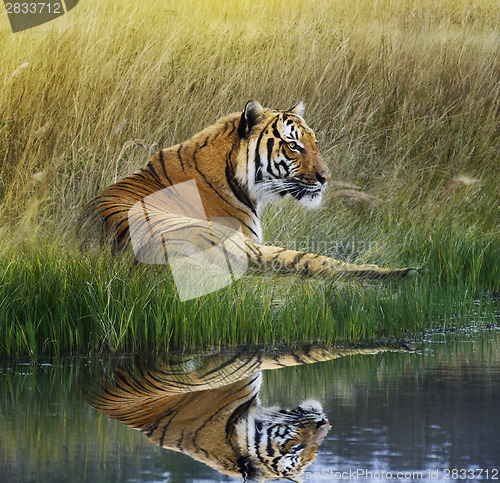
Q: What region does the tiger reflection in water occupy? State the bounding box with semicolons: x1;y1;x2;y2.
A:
82;347;383;482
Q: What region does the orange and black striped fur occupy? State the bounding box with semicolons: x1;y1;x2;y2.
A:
82;101;415;279
82;347;386;481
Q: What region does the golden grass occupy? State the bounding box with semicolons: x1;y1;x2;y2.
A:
438;175;480;206
0;0;498;240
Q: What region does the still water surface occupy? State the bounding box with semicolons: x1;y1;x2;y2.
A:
1;330;499;483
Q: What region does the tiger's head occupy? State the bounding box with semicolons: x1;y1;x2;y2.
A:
236;399;331;482
236;101;331;209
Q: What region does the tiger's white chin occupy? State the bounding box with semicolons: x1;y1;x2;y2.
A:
299;191;323;209
298;399;325;414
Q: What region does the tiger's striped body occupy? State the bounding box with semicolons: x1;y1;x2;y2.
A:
83;101;415;279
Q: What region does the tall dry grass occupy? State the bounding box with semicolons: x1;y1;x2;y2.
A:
0;0;498;238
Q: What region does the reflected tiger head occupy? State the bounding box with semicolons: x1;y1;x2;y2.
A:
236;101;331;208
238;400;331;482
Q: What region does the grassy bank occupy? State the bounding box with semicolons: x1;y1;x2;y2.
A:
0;0;499;357
1;214;497;357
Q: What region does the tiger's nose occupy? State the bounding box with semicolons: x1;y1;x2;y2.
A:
315;171;331;184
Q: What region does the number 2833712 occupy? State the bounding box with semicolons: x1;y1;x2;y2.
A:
5;3;63;14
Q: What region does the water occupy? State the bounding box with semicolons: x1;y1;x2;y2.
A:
1;330;499;483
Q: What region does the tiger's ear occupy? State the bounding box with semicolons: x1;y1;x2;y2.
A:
289;101;305;117
238;100;264;137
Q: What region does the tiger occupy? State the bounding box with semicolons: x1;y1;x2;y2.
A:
81;346;389;482
81;101;416;280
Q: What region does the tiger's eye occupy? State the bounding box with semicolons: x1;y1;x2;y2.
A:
288;142;298;150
